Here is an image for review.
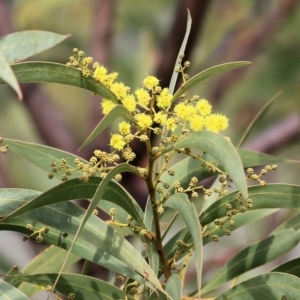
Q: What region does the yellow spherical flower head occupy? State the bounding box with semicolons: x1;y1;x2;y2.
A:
196;99;212;116
135;88;151;107
154;111;167;125
105;72;118;88
174;103;196;121
111;82;130;100
143;75;159;90
122;94;136;112
205;113;229;133
93;65;108;82
189;115;205;131
166;117;177;132
119;121;131;135
101;99;117;115
110;134;126;151
135;113;153;130
156;88;172;110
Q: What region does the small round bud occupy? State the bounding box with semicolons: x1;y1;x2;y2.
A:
260;180;267;187
43;226;50;233
110;208;117;215
46;285;52;292
224;229;231;236
212;235;219;242
230;220;236;227
176;240;184;246
26;224;33;230
192;191;199;198
68;293;75;300
225;203;232;210
117;275;125;283
214;219;222;226
184;61;190;67
36;236;43;243
140;229;147;235
114;174;122;182
127;215;133;222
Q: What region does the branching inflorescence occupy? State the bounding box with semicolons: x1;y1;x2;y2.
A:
45;49;277;287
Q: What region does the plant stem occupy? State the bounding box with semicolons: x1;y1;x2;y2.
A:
147;151;171;280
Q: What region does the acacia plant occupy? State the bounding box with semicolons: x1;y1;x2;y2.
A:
1;17;300;300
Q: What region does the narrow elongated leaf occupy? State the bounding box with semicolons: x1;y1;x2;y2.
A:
202;229;300;294
237;88;284;147
171;61;251;104
272;212;300;235
4;266;23;288
271;258;300;278
1;217;147;287
164;193;202;296
0;31;69;64
237;148;295;166
169;10;191;94
53;164;166;295
17;246;80;297
0;51;22;99
165;274;182;300
5;273;130;300
0;280;30;300
200;184;300;226
79;105;136;150
161;131;248;199
215;272;300;300
0;62;118;101
3;138;86;180
0;177;144;227
0;189;151;287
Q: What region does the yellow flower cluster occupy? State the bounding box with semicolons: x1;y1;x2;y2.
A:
67;50;229;154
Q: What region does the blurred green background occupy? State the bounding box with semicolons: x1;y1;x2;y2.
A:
0;0;299;295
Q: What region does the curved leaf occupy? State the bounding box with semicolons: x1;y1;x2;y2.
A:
169;10;191;94
0;51;22;99
0;62;118;101
200;184;300;226
215;272;300;300
171;61;251;104
202;228;300;294
161;131;248;199
52;164;166;294
271;258;300;278
237;148;296;166
272;212;300;235
0;31;69;64
0;177;144;227
3;138;86;180
165;274;182;300
0;280;30;300
5;273;130;300
0;189;151;287
237;88;285;147
164;193;202;296
79;105;136;151
17;246;80;297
